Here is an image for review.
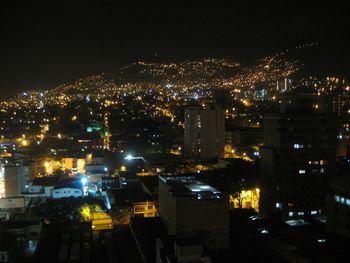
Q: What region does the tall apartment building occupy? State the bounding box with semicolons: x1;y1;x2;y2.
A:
260;95;337;219
326;175;350;239
184;105;224;162
4;161;29;197
158;176;229;250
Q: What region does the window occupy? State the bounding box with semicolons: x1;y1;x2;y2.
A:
335;195;341;202
298;211;304;216
310;210;318;215
299;170;306;174
288;212;294;217
294;144;304;149
275;202;282;209
320;168;325;173
135;206;145;212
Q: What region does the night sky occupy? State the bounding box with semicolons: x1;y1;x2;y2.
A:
1;1;350;99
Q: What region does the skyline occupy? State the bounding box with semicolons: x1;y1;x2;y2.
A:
2;3;350;262
1;2;350;99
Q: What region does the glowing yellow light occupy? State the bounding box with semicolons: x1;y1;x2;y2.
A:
22;140;28;146
230;188;260;211
58;133;62;139
120;166;126;172
80;206;91;221
77;159;85;174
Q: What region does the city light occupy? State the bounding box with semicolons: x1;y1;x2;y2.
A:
125;154;133;160
0;3;348;262
81;177;87;185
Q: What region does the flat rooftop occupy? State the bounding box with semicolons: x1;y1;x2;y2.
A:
159;176;222;199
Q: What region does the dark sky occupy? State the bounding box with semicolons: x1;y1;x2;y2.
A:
1;1;350;99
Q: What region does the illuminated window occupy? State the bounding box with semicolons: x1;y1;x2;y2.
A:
275;202;282;209
298;211;304;216
294;144;304;149
299;170;306;174
341;197;345;204
320;168;325;173
310;210;317;215
335;195;341;202
320;160;327;165
288;212;294;217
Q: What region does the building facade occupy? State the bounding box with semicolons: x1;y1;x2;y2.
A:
184;105;224;162
326;176;350;239
4;162;28;197
52;187;83;199
260;96;337;219
158;176;229;250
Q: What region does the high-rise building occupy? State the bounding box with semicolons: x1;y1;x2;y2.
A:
260;94;337;219
158;176;229;250
0;160;5;198
326;175;350;239
184;105;224;162
4;161;29;197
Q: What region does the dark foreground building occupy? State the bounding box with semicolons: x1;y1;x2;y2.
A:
260;93;337;219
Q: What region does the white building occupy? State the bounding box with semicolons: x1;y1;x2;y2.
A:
52;187;82;199
184;105;224;162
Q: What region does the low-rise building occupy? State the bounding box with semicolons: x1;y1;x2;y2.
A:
52;187;83;199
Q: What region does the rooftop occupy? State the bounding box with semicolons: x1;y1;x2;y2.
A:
159;176;222;199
